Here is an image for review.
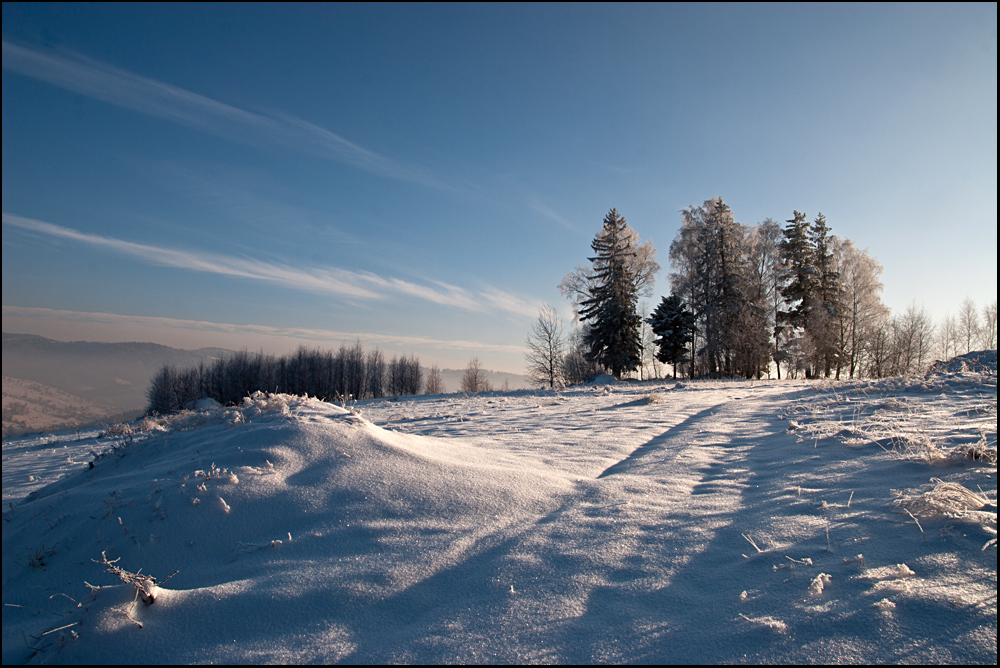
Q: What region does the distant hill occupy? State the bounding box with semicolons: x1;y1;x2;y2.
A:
437;367;533;393
1;333;536;435
2;333;230;436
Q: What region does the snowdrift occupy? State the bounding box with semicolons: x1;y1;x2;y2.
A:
3;379;996;664
928;349;998;375
2;394;573;664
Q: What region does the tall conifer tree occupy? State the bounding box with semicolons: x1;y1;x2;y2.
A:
580;209;643;378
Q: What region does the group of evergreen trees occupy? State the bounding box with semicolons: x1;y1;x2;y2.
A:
147;343;425;414
543;199;994;384
652;198;891;380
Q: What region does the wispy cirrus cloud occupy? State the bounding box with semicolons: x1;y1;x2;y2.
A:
1;306;528;355
527;198;585;235
1;41;448;189
2;213;539;318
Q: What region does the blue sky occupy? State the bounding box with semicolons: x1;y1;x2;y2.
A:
2;3;996;373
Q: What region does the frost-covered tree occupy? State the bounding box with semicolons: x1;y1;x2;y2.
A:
938;314;959;362
461;357;491;393
809;214;842;376
979;300;997;350
779;211;816;334
668;205;705;378
647;294;695;378
562;325;602;385
895;303;936;374
559;219;659;319
668;198;771;378
831;238;887;378
749;219;784;378
777;211;845;377
578;209;645;379
957;298;980;354
525;304;565;388
424;364;444;394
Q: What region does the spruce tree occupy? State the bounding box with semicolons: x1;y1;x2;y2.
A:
809;213;842;375
779;210;816;332
648;294;695;378
580;209;643;379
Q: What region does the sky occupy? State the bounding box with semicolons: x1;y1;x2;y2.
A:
2;3;996;373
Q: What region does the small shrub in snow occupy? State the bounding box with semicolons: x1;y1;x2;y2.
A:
24;542;56;569
895;479;995;526
807;573;831;596
887;563;915;578
843;554;865;567
737;613;787;633
91;551;178;606
948;434;998;465
865;564;916;581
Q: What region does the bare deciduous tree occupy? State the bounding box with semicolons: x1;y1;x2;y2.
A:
525;305;565;388
460;357;492;393
957;298;980;354
980;300;997;350
938;314;958;361
424;364;444;394
832;238;888;378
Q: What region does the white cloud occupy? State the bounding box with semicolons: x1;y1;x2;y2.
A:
1;306;528;355
2;213;538;318
527;198;584;235
2;213;380;300
1;41;447;189
479;287;541;319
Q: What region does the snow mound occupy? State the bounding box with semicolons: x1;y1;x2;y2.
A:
2;393;573;664
3;383;996;664
586;374;619;385
928;350;997;375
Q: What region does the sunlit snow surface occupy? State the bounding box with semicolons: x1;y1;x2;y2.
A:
2;370;996;664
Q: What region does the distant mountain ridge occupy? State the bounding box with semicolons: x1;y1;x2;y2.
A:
3;333;231;436
2;333;534;435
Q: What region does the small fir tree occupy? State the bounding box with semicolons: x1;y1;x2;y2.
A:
648;294;695;378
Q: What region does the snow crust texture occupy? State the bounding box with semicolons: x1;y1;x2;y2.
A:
2;374;996;664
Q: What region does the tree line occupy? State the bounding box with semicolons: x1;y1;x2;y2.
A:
147;343;442;414
525;201;997;386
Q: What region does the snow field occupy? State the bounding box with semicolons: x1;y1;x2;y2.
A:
2;374;996;664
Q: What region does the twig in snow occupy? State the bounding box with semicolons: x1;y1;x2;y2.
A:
903;509;924;534
116;594;143;628
847;491;854;508
742;533;763;553
39;622;78;637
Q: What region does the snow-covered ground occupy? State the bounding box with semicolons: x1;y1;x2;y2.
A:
2;362;996;663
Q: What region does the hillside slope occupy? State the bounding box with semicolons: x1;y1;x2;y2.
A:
2;372;995;663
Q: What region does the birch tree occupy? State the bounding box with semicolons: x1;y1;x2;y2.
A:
525;304;565;388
